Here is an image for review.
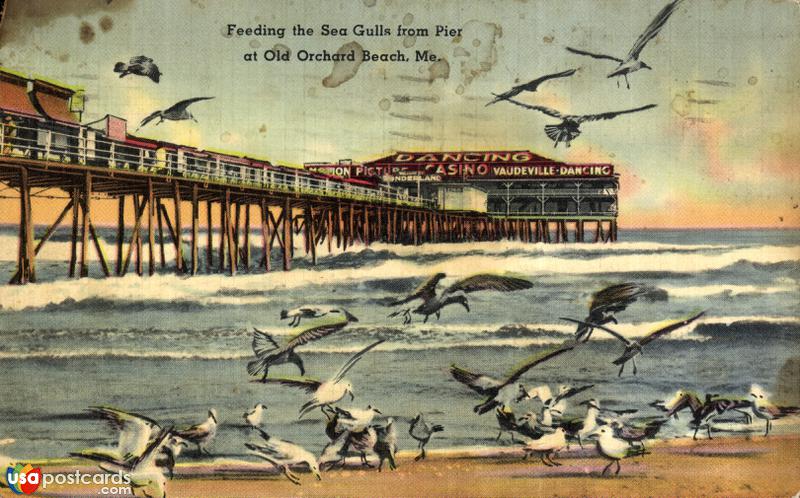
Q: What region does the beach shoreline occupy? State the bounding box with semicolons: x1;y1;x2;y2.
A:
20;433;800;498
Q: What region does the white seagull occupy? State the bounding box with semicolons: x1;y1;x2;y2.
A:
246;429;321;485
72;407;161;465
258;340;384;418
587;426;647;476
175;409;218;455
749;384;800;436
522;427;567;466
243;404;267;428
280;306;358;327
334;405;383;432
566;0;686;88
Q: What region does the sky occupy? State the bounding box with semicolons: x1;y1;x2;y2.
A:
0;0;798;228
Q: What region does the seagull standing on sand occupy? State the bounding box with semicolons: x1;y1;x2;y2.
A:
587;426;647;476
175;409;218;455
571;283;646;342
280;306;357;327
562;311;705;376
137;97;214;130
113;56;162;83
246;429;321;485
566;0;686;88
610;418;669;449
522;427;567;466
243;404;267;428
749;384;800;436
389;273;533;324
486;68;577;106
247;310;359;380
374;418;399;471
451;341;577;414
409;413;444;460
575;399;638;448
498;99;657;148
257;340;384;418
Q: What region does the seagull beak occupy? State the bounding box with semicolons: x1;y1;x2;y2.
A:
374;408;382;415
345;311;359;322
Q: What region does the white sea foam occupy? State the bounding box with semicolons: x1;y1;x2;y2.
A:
661;283;799;298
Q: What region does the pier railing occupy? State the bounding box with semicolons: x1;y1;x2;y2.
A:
0;123;431;208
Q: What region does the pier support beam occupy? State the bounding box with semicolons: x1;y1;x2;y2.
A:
282;199;293;271
79;173;91;278
260;198;271;271
148;180;156;276
191;185;199;275
116;196;125;276
173;182;183;274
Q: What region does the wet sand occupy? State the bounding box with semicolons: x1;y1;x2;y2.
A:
24;434;800;498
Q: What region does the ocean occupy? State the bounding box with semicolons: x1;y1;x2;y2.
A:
0;227;798;460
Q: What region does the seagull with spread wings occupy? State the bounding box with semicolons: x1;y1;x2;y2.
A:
566;0;685;88
113;56;162;83
72;406;162;465
486;68;577;106
256;340;384;418
450;342;578;415
137;97;214;130
497;98;657;148
572;283;646;343
388;273;533;324
247;310;359;380
246;428;321;485
562;311;706;376
280;306;355;327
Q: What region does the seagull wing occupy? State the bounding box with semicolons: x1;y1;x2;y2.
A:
589;282;645;314
284;316;350;350
163;96;214;115
627;0;685;60
559;317;631;344
252;328;281;356
88;406;161;433
391;273;446;305
444;274;533;295
257;376;321;393
129;55;153;65
69;448;128;468
142;61;161;83
498;98;566;119
638;310;705;346
332;339;384;383
486;69;576;105
574;104;658;123
566;46;623;63
137;110;162;129
551;384;594;405
449;365;503;395
132;426;173;470
501;341;578;387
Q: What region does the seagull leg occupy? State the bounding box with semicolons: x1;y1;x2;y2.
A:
632;357;638;376
618;363;625;377
496;431;503;441
615;460;621;475
692;426;699;441
707;424;712;440
624;74;630;90
435;311;441;320
602;461;613;475
540;453;552;466
283;466;301;485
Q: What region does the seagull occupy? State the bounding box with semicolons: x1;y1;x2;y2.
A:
749;384;800;436
546;384;595;418
495;406;521;442
498;98;657;148
343;426;379;468
137;97;214;130
246;429;321;485
74;426;174;498
587;426;647;476
247;311;359;380
656;389;750;440
486;68;577;106
113;56;162;83
73;407;162;465
450;341;577;414
566;0;686;89
175;409;218;455
321;406;346;441
243;404;267;428
522;427;567;466
389;273;533;324
280;306;357;327
256;340;384;418
609;417;669;449
516;384;552;404
334;405;383;432
562;311;705;376
568;283;646;342
374;418;398;472
409;413;444;460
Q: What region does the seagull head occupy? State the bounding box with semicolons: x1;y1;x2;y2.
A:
516;385;531;402
585;426;609;441
641;62;653;70
280;309;290;319
367;405;383;415
580;398;600;410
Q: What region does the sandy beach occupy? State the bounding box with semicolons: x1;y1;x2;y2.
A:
19;434;800;498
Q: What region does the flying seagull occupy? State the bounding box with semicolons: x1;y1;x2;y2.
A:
280;306;356;327
247;311;358;380
450;341;577;414
587;426;647;476
73;407;162;465
409;413;444;460
389;273;533;324
562;311;705;376
246;429;321;485
137;97;214;130
498;98;657;148
486;68;577;106
566;0;686;88
175;409;218;455
256;340;384;418
570;283;646;342
113;56;162;83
